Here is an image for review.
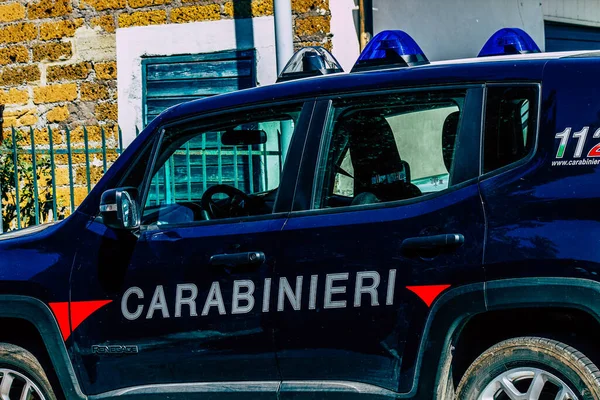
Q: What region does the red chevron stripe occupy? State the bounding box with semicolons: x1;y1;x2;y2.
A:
406;284;451;307
49;300;112;341
48;302;70;341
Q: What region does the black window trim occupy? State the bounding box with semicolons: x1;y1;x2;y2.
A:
137;98;317;232
93;127;162;224
289;84;485;218
478;82;542;180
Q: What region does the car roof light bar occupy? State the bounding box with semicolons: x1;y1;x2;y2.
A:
351;30;429;73
277;46;344;83
478;28;541;57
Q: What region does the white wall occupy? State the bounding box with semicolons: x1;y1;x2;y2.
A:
544;0;600;27
372;0;545;61
329;0;361;72
116;17;276;145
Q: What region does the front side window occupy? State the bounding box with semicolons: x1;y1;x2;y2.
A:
142;105;301;226
314;90;468;209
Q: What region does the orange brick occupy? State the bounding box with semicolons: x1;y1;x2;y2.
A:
47;62;92;82
27;0;72;19
39;19;83;40
129;0;171;8
118;10;166;27
32;41;72;61
46;106;69;122
0;65;40;86
80;0;126;11
80;82;109;101
0;22;37;44
56;186;89;209
71;125;98;143
76;165;103;185
3;108;38;127
96;102;118;121
0;45;29;65
294;15;330;37
55;167;71;186
105;150;119;162
55;153;88;164
171;4;220;23
0;3;25;23
295;39;332;51
291;0;327;14
74;124;118;142
32;127;63;145
0;88;28;105
17;127;63;146
94;61;116;79
33;83;77;104
91;14;116;33
224;0;272;18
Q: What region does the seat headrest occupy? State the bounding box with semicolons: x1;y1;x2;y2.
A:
339;111;406;193
442;111;460;173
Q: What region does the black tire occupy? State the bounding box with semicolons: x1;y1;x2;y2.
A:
456;337;600;400
0;343;56;400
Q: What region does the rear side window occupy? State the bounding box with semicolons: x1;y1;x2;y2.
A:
483;86;538;173
313;90;470;210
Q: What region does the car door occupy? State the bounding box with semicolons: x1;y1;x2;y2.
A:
272;88;486;398
69;101;314;398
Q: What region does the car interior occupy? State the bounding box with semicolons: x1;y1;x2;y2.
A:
141;114;297;226
139;98;477;225
320;101;462;209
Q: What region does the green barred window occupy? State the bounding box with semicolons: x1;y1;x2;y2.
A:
146;124;286;206
142;106;301;226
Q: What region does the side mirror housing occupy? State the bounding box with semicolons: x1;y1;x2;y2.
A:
100;187;140;230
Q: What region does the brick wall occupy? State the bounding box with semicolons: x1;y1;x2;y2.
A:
0;0;332;216
0;0;331;133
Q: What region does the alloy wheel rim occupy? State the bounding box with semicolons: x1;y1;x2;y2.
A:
479;367;578;400
0;368;45;400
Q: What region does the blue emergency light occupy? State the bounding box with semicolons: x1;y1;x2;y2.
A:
277;46;343;83
478;28;541;57
351;30;429;73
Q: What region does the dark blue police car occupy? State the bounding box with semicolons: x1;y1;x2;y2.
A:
1;28;600;400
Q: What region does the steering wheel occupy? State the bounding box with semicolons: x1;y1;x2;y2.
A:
201;184;254;219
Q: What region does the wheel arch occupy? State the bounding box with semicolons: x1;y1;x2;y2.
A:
416;277;600;400
0;295;86;400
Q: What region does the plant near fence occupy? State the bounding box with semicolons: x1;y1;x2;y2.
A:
0;130;65;232
0;125;124;233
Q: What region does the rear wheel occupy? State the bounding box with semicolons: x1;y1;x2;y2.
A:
456;337;600;400
0;343;56;400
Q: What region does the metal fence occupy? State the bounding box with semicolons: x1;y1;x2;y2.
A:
0;125;125;233
1;124;282;234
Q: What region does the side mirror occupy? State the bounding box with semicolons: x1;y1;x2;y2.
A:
100;187;140;230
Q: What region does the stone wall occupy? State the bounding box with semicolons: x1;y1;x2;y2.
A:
0;0;331;133
0;0;332;216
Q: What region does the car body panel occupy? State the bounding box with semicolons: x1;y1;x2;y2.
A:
3;51;600;400
480;58;600;282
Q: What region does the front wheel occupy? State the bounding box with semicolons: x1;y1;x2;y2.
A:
0;343;56;400
456;337;600;400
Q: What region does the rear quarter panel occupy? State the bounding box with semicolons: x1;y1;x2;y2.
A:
480;57;600;282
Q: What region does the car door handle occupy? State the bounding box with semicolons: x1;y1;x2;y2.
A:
209;252;266;268
149;231;182;242
401;234;464;252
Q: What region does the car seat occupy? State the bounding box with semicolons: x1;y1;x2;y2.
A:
339;110;421;205
442;111;460;186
